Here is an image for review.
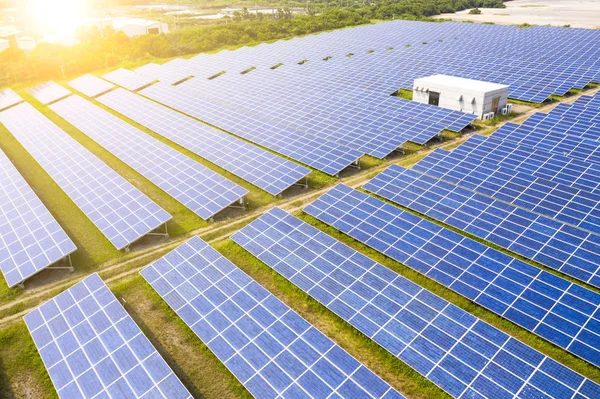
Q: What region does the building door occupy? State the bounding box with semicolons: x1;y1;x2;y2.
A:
491;96;500;113
428;91;440;106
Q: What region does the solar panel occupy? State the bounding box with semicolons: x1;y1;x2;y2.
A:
0;88;24;111
233;206;600;399
97;88;310;196
27;81;72;105
135;62;193;86
24;273;192;399
50;95;248;220
413;148;600;237
140;83;363;176
68;74;115;98
492;122;600;165
453;135;600;195
0;102;171;250
364;165;600;287
101;68;156;91
310;183;600;366
0;148;77;288
141;236;404;399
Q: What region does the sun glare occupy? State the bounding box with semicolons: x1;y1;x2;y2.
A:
28;0;86;42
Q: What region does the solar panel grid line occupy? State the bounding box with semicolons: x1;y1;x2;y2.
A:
101;68;156;92
24;273;192;399
364;165;600;288
96;88;310;196
50;95;248;220
0;102;172;250
233;206;600;399
302;185;600;368
141;236;404;399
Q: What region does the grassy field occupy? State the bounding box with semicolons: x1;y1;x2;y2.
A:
0;66;599;398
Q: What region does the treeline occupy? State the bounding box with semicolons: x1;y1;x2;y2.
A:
0;1;504;88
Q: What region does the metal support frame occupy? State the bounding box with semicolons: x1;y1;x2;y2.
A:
293;176;309;189
146;222;169;237
18;255;75;289
227;197;246;210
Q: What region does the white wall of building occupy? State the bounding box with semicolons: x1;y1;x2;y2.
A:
413;75;509;119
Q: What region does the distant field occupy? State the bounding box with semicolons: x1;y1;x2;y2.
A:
436;0;600;28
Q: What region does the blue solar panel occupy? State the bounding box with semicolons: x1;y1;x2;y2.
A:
364;165;600;287
452;135;600;195
50;95;248;220
24;273;192;399
0;148;77;287
97;88;310;196
413;147;600;237
140;83;363;176
0;102;171;250
233;206;600;399
492;122;600;165
141;236;404;399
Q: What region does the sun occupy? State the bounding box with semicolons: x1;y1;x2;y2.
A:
27;0;86;39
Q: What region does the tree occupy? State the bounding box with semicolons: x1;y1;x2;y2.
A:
469;8;482;14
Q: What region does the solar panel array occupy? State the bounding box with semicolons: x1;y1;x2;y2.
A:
176;68;475;158
135;62;193;86
364;165;600;287
413;148;600;237
233;206;600;399
451;134;600;195
0;148;76;288
0;88;23;111
101;68;156;91
27;81;72;105
304;184;600;368
153;21;600;103
24;273;192;399
141;236;404;399
97;88;310;196
50;95;248;220
0;102;171;250
68;74;115;98
140;83;363;176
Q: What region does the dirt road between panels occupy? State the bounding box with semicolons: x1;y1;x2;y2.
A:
1;87;598;329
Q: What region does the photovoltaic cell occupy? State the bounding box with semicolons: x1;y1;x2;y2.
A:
102;68;156;91
364;165;600;287
0;148;76;287
97;88;310;196
141;236;404;399
0;88;23;111
0;102;171;250
50;95;248;220
68;74;115;98
233;206;600;399
27;81;72;105
24;273;192;399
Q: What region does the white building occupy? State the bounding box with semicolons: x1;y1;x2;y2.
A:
92;18;169;37
413;75;509;119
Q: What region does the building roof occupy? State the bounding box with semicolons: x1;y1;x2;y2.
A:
415;74;509;92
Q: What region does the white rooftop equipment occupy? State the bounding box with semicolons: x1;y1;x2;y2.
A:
413;74;509;119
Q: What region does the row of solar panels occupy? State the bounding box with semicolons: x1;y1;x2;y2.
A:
25;186;600;399
0;80;310;288
0;67;476;288
128;20;600;103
